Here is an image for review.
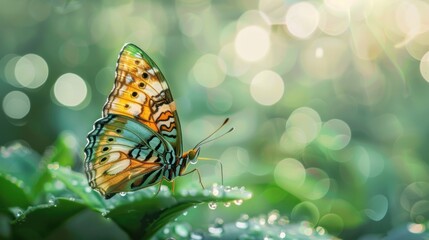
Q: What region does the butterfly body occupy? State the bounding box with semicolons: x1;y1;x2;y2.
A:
84;44;199;199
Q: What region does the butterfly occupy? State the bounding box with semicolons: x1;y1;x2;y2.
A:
84;43;231;199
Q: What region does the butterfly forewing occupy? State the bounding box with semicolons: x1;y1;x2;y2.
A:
102;44;182;154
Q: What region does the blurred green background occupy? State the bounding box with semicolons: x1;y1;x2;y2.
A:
2;0;429;239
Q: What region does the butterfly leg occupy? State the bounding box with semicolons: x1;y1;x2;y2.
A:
171;180;177;194
154;178;164;196
181;168;205;189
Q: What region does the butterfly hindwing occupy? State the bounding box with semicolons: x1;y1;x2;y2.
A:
84;114;176;197
102;44;183;155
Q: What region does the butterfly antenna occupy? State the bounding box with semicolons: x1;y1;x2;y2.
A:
196;127;234;147
194;118;230;149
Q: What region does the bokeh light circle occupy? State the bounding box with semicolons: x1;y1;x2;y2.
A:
53;73;88;107
14;54;49;89
317;119;351;150
250;70;284;106
318;213;344;235
192;54;226;88
275;158;306;189
234;25;270;62
420;51;429;82
2;91;31;119
286;107;322;145
305;168;330;200
364;194;389;221
291;201;320;225
318;5;350;36
286;2;320;39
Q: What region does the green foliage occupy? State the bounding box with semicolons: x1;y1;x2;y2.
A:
0;137;335;239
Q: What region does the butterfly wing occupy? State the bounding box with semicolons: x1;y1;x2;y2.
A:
84;114;176;198
103;43;182;155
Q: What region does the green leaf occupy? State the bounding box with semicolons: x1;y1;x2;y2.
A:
43;132;76;167
156;211;337;240
106;185;252;239
0;143;39;187
48;166;106;211
10;198;87;240
0;174;31;212
31;132;76;199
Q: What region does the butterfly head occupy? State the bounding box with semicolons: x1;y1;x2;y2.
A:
183;147;201;165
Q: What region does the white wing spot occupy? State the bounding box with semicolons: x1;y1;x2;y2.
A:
106;159;131;174
147;68;156;75
125;74;133;84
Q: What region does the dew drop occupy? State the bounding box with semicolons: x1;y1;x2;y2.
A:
212;186;220;196
235;214;249;229
278;216;290;225
208;218;224;236
119;192;127;197
190;231;204;240
180;189;189;197
279;231;286;239
203;189;211;196
208;202;217;210
101;211;109;217
48;199;56;206
85;186;92;193
183;211;188;216
188;188;197;196
174;224;190;237
224;202;231;207
267;210;280;224
224;186;231;192
71;180;78;186
316;226;325;235
259;215;266;225
408;223;425;234
10;207;24;219
47;162;60;170
234;199;243;206
54;180;65;189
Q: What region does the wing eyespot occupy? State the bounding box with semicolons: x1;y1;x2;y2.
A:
100;157;107;163
102;146;109;152
138;82;146;89
131;92;138;98
142;72;149;79
116;129;122;134
134;60;140;65
124;104;130;109
108;137;114;142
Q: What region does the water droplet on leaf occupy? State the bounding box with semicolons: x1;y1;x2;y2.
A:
234;199;243;205
235;214;249;229
208;202;217;210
